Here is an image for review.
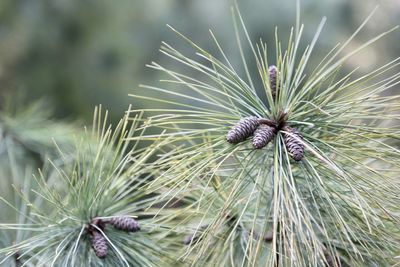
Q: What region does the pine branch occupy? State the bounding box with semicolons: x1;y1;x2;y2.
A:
133;3;400;266
0;107;181;266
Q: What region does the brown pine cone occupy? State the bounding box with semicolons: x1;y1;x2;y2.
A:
109;216;140;232
252;125;276;149
91;231;108;259
283;127;305;161
268;65;278;98
226;116;260;144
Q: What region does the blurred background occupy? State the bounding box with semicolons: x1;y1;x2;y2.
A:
0;0;398;124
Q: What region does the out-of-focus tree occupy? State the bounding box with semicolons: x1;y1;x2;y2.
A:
0;0;398;122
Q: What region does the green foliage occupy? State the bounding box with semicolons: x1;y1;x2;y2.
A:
2;0;399;123
133;3;400;267
0;2;400;267
0;99;78;221
0;100;79;266
0;100;78;159
0;107;180;266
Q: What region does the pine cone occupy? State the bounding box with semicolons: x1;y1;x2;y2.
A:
283;127;305;161
263;231;273;242
252;125;276;149
91;231;108;259
268;65;278;98
109;216;140;232
226;116;260;144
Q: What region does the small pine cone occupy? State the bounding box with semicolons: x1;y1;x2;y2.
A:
283;127;305;161
226;116;260;144
263;231;273;242
91;231;108;259
268;65;278;98
252;125;276;149
110;216;140;232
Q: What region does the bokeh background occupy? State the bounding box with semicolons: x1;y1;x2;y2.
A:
0;0;399;124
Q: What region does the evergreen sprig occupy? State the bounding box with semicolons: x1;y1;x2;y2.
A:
0;107;178;266
131;3;400;266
